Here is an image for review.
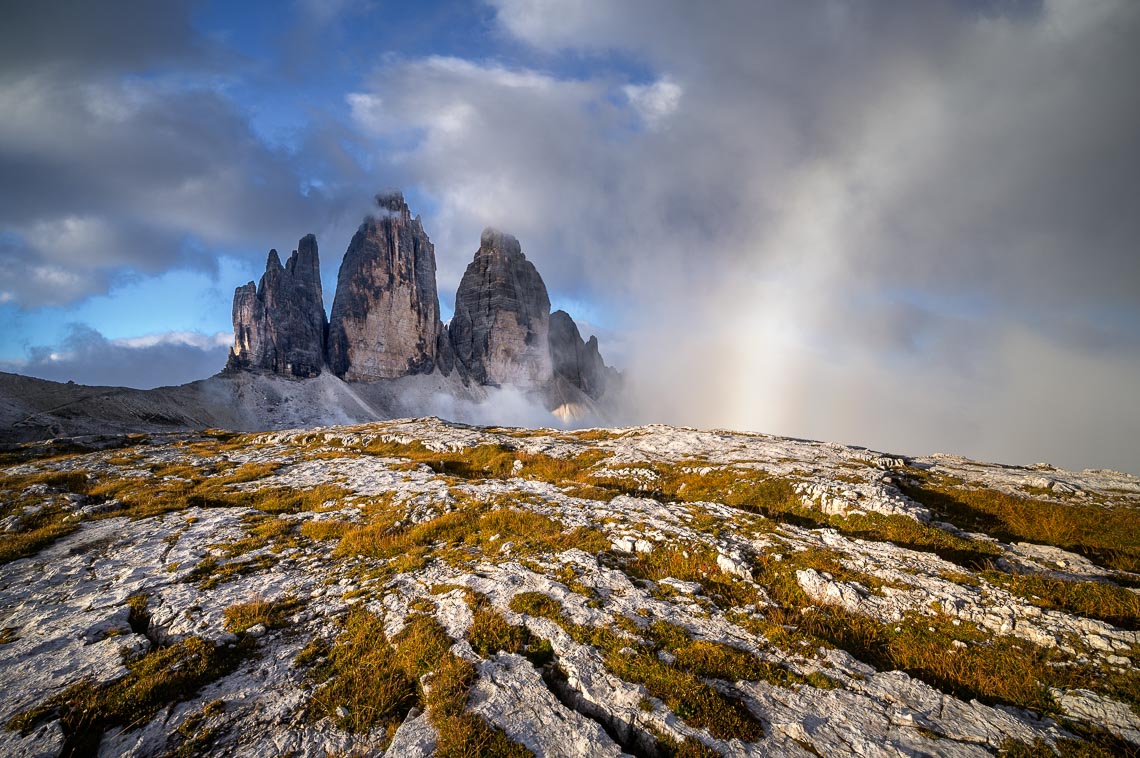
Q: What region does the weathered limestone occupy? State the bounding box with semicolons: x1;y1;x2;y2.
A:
327;192;445;380
448;229;553;386
2;419;1139;754
227;234;327;378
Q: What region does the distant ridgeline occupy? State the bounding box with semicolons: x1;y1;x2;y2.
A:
226;191;616;401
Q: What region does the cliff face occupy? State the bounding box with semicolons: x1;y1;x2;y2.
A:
224;191;615;403
326;192;445;381
448;229;553;387
548;310;611;399
227;234;327;378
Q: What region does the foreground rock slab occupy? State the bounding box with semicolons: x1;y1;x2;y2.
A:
1;418;1137;756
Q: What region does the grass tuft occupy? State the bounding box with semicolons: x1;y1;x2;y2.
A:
7;636;250;753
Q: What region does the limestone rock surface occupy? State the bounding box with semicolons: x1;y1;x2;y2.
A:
327;192;445;380
227;235;327;378
449;229;553;387
2;418;1139;755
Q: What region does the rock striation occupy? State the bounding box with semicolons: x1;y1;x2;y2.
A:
327;192;446;381
227;235;327;378
448;229;553;387
548;310;613;399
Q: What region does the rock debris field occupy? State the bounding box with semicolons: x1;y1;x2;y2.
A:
1;418;1138;757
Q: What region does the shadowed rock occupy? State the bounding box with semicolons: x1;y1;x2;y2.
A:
327;192;446;380
227;234;327;378
449;229;553;387
548;310;612;400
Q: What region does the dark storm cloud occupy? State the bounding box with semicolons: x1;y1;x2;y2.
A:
0;0;203;76
0;0;368;308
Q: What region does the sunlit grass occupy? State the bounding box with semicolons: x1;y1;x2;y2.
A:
899;473;1140;573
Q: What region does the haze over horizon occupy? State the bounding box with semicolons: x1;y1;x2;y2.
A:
2;0;1138;474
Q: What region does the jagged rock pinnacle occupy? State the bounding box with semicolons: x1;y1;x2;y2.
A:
326;194;447;380
227;236;327;378
448;228;553;386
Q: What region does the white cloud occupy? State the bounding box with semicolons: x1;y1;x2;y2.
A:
113;330;233;350
351;0;1140;473
3;324;230;389
622;77;682;128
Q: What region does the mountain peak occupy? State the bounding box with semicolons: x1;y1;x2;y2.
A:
374;189;411;219
479;227;523;257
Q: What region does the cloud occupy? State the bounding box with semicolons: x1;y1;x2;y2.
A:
340;0;1140;471
3;1;1138;473
0;3;372;308
1;325;231;389
0;0;204;77
623;77;682;128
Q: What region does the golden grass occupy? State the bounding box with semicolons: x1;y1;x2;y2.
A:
638;619;835;691
8;636;250;752
980;570;1140;631
214;515;298;557
424;654;533;758
605;649;764;741
185;553;277;590
899;474;1140;573
300;520;352;541
334;503;609;571
306;609;419;736
467;600;554;667
126;593;150;635
306;610;531;755
748;552;1140;721
508;592;764;742
0;520;78;564
0;469;93;563
222;596;301;634
619;543;757;609
364;439;610;485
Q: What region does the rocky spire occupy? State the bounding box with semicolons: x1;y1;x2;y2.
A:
448;229;553;386
227;234;327;378
326;192;446;380
548;310;612;399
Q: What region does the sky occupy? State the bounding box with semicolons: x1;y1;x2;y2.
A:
1;0;1138;473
